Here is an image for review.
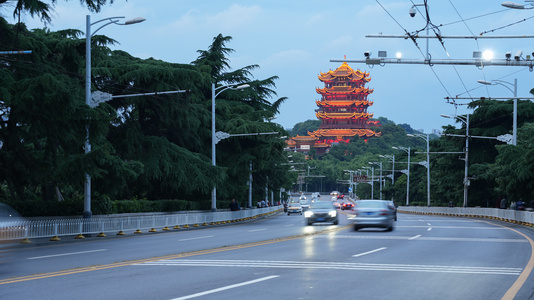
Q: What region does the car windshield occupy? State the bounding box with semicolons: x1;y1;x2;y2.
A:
312;201;334;209
356;201;386;209
289;203;301;207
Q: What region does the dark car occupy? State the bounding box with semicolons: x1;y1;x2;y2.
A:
337;194;345;199
341;201;354;210
304;201;339;225
351;200;395;231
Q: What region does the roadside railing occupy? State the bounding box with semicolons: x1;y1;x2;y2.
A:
398;206;534;227
0;206;282;242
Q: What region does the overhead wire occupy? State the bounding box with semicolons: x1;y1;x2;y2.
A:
375;0;453;98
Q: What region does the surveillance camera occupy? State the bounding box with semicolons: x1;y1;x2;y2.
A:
409;7;416;17
514;50;523;60
505;52;511;59
364;51;371;58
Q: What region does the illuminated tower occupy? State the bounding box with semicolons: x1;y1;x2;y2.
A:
310;62;381;144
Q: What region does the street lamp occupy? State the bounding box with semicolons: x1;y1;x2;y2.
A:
84;15;145;219
369;162;383;200
407;133;431;206
362;166;373;199
477;78;517;145
502;1;534;9
211;82;250;211
441;114;470;208
392;146;410;206
379;154;395;201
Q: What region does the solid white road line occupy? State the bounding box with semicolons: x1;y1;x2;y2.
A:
352;247;387;257
248;229;267;232
170;275;279;300
178;236;214;242
27;249;107;260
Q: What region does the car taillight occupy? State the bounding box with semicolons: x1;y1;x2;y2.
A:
380;209;388;216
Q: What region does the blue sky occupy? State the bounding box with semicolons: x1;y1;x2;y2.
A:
8;0;534;133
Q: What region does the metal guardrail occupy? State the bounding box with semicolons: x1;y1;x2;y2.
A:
398;206;534;226
0;207;282;242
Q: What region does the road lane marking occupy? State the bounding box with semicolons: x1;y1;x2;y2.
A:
427;228;432;231
314;235;527;243
0;225;351;285
399;225;507;229
409;235;422;240
170;275;279;300
352;247;387;257
249;229;267;232
27;249;107;260
178;236;214;242
139;259;522;276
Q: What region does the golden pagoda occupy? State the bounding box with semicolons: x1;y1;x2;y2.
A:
311;62;380;145
287;62;380;154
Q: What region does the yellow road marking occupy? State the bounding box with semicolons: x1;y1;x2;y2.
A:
0;225;350;285
492;222;534;300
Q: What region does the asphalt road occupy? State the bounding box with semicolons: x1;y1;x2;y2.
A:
1;201;533;300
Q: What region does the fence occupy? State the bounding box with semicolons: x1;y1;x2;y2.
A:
0;207;281;242
399;206;534;227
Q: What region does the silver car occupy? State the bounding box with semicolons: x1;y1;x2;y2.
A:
351;200;395;231
304;201;338;225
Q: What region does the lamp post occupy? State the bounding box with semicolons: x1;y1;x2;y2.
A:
441;114;470;207
211;83;250;211
407;133;431;206
477;78;517;146
379;154;395;201
369;162;383;200
84;15;145;219
393;146;410;206
362;166;374;199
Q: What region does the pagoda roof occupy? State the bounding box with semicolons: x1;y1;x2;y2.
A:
316;100;373;107
318;62;371;82
309;128;381;138
316;86;373;95
292;135;319;142
316;112;373;119
313;143;330;148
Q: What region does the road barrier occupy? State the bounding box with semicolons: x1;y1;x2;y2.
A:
398;206;534;227
0;207;282;242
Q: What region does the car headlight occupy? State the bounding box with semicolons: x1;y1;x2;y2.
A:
328;210;337;217
304;211;314;218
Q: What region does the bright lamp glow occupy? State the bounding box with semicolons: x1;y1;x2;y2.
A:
329;210;337;217
304;211;313;218
482;50;494;60
395;52;402;59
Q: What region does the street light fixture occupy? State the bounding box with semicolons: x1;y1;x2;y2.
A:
407;133;431;206
369;162;383;200
362;166;373;199
502;1;534;9
392;146;410;206
211;83;250;212
477;78;518;146
441;114;470;208
84;15;145;219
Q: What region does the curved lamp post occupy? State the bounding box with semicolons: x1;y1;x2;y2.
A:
407;133;431;206
369;162;383;200
477;78;517;146
84;15;145;219
393;146;410;206
441;114;469;207
379;154;395;201
211;83;250;211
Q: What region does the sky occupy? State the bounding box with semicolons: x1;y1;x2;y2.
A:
5;0;534;133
